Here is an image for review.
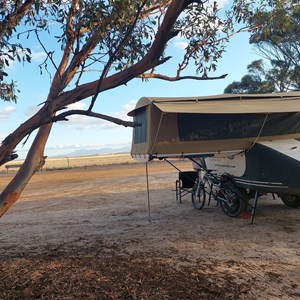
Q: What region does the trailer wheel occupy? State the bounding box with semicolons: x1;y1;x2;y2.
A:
218;181;246;217
279;195;300;208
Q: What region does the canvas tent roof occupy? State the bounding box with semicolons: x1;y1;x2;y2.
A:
128;92;300;116
128;92;300;161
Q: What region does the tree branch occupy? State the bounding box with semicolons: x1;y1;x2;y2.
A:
55;0;194;108
0;0;34;40
52;110;140;128
50;0;79;97
88;0;149;112
138;73;227;81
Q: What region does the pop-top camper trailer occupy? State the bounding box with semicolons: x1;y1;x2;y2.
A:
128;92;300;218
128;92;300;161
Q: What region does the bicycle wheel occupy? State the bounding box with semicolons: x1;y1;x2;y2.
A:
192;181;206;210
218;181;246;217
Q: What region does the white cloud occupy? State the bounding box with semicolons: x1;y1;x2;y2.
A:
0;131;8;142
115;100;137;121
0;106;16;143
123;100;137;113
24;105;40;117
0;106;15;120
61;102;103;129
67;102;85;110
46;141;129;151
31;51;47;62
174;37;188;50
58;100;138;131
216;0;229;8
1;49;47;69
20;99;136;134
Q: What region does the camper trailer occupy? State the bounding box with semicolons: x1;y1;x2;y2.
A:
128;92;300;215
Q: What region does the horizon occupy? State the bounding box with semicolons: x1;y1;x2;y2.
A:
13;144;132;161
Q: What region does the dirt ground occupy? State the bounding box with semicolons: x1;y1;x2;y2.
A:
0;160;300;299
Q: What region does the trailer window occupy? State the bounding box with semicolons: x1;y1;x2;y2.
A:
133;107;147;144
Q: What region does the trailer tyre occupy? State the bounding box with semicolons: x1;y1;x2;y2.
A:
280;195;300;208
218;181;246;217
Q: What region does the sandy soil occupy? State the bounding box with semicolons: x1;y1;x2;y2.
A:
0;160;300;299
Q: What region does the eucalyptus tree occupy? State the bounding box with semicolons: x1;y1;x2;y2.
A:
249;0;300;69
0;0;265;217
224;60;275;94
0;0;41;101
224;59;300;93
224;0;300;94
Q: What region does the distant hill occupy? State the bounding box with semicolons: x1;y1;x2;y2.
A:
53;146;131;158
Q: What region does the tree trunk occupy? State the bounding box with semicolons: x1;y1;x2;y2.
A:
0;123;52;217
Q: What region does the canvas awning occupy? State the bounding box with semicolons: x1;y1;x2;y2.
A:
128;92;300;116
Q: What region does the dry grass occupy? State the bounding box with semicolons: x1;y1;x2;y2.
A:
0;245;248;300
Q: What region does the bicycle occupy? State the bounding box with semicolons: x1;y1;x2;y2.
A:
192;171;247;217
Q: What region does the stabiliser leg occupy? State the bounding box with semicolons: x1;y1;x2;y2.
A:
250;191;259;224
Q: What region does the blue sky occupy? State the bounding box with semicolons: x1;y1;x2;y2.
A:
0;1;261;158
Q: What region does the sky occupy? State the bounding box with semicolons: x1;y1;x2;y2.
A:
0;1;262;159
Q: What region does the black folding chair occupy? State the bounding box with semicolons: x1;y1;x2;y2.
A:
175;171;198;203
